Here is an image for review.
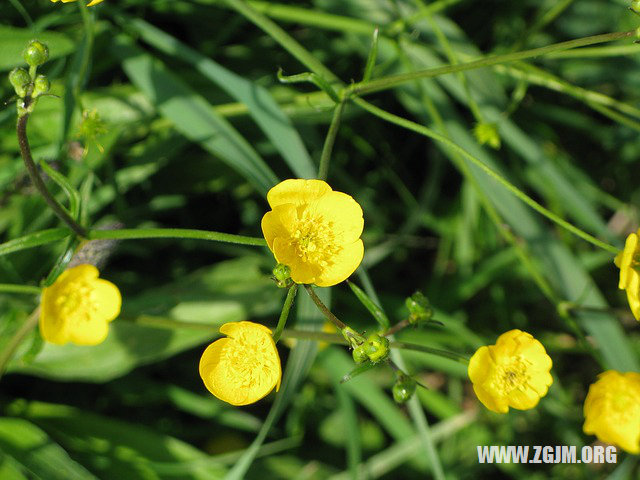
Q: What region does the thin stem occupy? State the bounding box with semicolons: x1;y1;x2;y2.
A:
349;30;635;96
88;228;267;246
384;319;411;337
0;284;42;295
0;308;39;380
389;341;469;364
303;284;347;330
318;99;346;180
353;97;620;255
17;115;87;238
272;285;298;343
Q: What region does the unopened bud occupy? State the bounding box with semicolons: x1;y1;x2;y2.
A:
9;68;31;97
632;0;640;14
23;40;49;67
272;263;292;288
392;375;417;404
405;292;433;325
33;75;50;97
473;122;501;150
363;333;389;364
352;345;368;364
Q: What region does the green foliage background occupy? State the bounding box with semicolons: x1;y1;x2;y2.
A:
0;0;639;478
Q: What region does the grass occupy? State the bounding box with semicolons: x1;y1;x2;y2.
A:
0;0;639;478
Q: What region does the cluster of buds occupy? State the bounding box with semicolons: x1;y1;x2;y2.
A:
8;40;51;116
351;332;390;364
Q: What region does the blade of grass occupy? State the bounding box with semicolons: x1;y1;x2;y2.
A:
111;37;278;194
112;14;316;179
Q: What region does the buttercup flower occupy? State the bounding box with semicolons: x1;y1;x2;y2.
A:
614;230;640;320
40;264;121;346
199;321;282;406
583;370;640;454
261;179;364;287
50;0;104;5
468;329;553;413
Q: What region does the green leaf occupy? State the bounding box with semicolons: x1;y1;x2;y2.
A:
111;37;279;194
0;229;71;257
0;26;74;71
347;280;390;330
11;401;226;480
117;15;316;179
38;161;80;220
0;417;97;480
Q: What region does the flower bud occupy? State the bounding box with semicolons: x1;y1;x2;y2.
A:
33;75;50;97
392;375;417;404
352;345;368;364
632;0;640;14
272;263;292;288
405;291;433;325
23;40;49;67
473;122;501;150
363;333;389;364
9;68;31;98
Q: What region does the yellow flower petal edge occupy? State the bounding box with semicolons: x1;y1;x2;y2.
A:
467;329;553;413
40;264;121;346
261;179;364;287
50;0;104;6
615;230;640;320
199;321;282;406
583;370;640;455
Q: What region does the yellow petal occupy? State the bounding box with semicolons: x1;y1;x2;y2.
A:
310;191;364;244
467;345;492;385
315;240;364;287
39;299;69;345
261;204;296;251
473;383;508;413
68;317;109;346
267;179;332;208
86;0;104;5
92;279;122;322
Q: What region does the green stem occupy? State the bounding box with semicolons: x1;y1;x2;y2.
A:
390;341;469;364
88;228;267;246
303;284;347;330
223;0;340;83
0;284;42;295
318;99;346;180
0;309;39;380
349;30;635;96
353;97;620;255
17;115;87;238
272;285;298;343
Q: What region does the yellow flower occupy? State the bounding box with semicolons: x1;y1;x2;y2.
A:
261;179;364;287
40;264;121;346
199;321;282;406
467;329;553;413
614;230;640;320
50;0;104;5
583;370;640;454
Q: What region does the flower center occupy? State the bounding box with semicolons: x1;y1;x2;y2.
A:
490;357;531;396
291;212;341;267
221;331;278;390
54;283;97;323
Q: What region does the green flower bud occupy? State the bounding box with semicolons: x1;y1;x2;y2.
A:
392;375;417;404
363;333;389;364
352;345;368;364
9;68;31;98
33;75;50;97
473;122;501;150
23;40;49;67
405;292;433;325
632;0;640;14
272;263;292;288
